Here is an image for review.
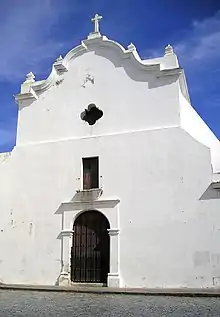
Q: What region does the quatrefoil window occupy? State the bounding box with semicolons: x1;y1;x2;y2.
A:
80;104;103;125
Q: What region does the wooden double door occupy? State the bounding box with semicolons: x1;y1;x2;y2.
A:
71;210;110;284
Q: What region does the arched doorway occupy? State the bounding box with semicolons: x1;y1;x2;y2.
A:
71;210;110;284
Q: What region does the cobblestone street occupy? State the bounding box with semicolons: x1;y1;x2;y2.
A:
0;290;220;316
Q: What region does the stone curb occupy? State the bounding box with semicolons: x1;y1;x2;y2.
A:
1;284;220;297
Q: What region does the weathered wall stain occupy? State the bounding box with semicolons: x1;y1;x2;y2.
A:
29;222;33;236
193;251;210;267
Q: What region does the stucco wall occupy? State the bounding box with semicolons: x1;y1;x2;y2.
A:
0;127;220;287
1;37;220;288
16;47;180;146
179;91;220;172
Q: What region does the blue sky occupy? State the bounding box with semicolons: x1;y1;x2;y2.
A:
0;0;220;152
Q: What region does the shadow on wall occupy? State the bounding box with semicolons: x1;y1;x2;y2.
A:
93;47;179;88
199;185;220;200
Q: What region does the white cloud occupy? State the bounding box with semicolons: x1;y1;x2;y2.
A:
175;11;220;66
142;11;220;68
0;0;88;152
0;0;80;82
141;11;220;138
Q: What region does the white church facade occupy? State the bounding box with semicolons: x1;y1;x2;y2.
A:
0;15;220;289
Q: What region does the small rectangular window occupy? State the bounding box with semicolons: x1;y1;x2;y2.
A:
83;157;99;189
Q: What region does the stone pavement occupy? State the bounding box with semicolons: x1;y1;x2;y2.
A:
1;289;220;316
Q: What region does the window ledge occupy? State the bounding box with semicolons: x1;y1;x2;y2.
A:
74;188;103;201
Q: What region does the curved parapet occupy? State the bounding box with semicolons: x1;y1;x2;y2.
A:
15;35;181;106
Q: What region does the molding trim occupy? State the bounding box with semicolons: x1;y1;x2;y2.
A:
16;125;179;148
60;229;74;237
108;272;120;288
60;198;120;212
108;272;120;277
108;228;120;236
212;182;220;190
211;173;220;190
15;90;38;103
179;69;190;102
15;35;181;104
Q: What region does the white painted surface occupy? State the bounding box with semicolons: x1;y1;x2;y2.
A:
179;90;220;172
0;34;220;288
16;42;180;146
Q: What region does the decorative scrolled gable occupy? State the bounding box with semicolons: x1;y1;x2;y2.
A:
14;14;184;107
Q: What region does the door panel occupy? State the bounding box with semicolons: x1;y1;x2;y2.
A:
71;210;110;283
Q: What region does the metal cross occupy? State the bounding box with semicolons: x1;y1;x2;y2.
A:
91;13;103;33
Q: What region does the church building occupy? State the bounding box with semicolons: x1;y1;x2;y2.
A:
0;14;220;289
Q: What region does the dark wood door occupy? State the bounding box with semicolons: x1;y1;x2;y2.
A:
71;210;110;283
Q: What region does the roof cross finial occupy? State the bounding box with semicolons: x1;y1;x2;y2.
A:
91;13;102;33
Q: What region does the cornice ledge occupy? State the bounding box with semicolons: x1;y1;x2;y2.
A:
29;42;88;95
16;37;182;100
16;54;70;100
61;198;120;211
15;67;63;103
31;67;60;93
212;182;220;190
15;87;38;104
212;173;220;190
53;56;68;75
158;68;182;77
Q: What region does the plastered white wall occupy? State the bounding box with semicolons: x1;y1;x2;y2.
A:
0;37;220;288
179;90;220;172
0;127;220;287
16;47;180;146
